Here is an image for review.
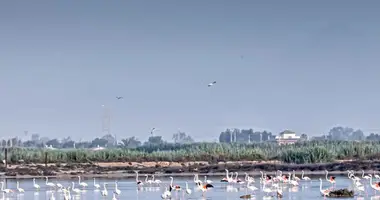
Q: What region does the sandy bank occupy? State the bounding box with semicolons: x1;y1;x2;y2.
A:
0;160;378;178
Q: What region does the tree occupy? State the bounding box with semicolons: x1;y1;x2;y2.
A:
91;138;108;147
300;134;308;140
122;137;141;148
328;126;365;141
145;136;165;146
46;139;61;148
172;131;194;144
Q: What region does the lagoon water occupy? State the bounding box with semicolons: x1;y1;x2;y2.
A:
0;175;377;200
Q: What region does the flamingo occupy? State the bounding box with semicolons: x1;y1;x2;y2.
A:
247;181;258;191
319;178;330;196
194;174;202;184
325;170;336;186
221;169;231;182
101;183;108;196
0;182;13;193
262;182;272;196
135;171;143;186
288;172;299;186
204;176;212;184
352;178;365;195
145;175;153;184
78;176;88;188
152;175;161;184
362;170;371;180
293;170;301;181
235;172;245;184
196;182;213;196
375;172;380;179
56;182;63;189
49;192;55;200
63;189;71;200
16;181;24;193
112;192;117;200
93;178;100;190
185;182;192;194
45;177;56;190
169;177;181;191
301;170;311;181
33;178;40;190
71;182;81;194
114;181;121;195
161;186;171;199
369;174;380;194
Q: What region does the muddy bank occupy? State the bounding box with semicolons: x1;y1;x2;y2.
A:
1;160;379;178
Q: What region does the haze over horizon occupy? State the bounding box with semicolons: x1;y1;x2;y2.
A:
1;1;380;142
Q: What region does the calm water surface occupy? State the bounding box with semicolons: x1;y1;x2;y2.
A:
0;175;378;200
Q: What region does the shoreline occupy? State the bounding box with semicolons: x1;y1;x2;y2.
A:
0;160;378;179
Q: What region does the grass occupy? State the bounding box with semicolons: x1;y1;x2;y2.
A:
2;141;380;164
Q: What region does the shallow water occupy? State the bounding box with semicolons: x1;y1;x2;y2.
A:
0;175;378;199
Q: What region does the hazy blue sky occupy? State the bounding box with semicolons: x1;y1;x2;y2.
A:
1;1;380;141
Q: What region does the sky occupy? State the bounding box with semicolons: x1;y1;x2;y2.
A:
1;0;380;142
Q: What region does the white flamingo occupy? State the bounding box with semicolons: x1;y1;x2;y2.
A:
185;182;192;194
247;181;258;191
161;186;171;199
293;170;301;181
288;172;299;186
46;177;56;189
101;183;108;196
49;192;55;200
325;170;336;185
16;181;24;193
93;178;100;190
135;171;143;186
301;170;311;181
0;182;13;193
78;176;88;188
262;182;272;195
221;169;231;182
362;170;371;180
71;182;81;194
152;175;162;184
194;174;202;184
33;178;40;190
235;172;245;184
204;176;212;184
63;189;71;200
112;192;117;200
114;181;121;195
369;174;380;194
145;175;153;184
319;178;330;196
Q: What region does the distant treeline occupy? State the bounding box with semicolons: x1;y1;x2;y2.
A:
3;141;380;164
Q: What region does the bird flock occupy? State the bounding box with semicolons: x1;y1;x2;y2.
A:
1;169;379;199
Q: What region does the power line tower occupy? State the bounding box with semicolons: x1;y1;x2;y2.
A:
101;105;111;136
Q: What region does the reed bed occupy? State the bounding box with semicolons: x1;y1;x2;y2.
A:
1;141;380;164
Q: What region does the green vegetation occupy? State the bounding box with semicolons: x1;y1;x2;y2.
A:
2;141;380;164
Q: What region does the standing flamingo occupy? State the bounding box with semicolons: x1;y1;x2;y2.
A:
135;171;143;186
319;178;330;196
325;170;336;187
78;176;88;189
301;170;311;181
33;178;40;190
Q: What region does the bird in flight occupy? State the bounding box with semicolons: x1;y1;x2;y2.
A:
208;81;217;87
150;128;157;135
116;96;123;100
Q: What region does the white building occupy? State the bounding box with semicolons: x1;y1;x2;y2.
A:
275;130;301;145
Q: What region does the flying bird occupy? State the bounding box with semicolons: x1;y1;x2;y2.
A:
208;81;216;87
150;128;156;135
116;96;123;100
